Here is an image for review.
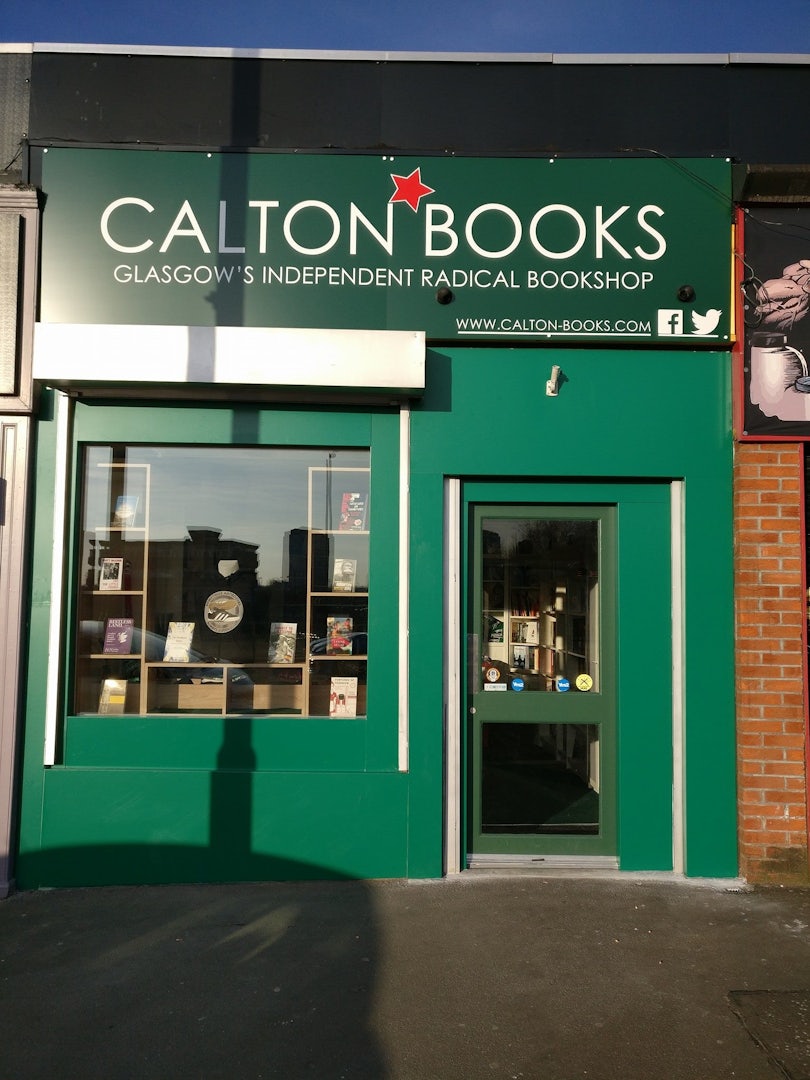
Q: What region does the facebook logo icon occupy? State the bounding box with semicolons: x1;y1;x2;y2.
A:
657;309;684;335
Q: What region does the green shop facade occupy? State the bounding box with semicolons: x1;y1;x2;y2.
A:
16;139;737;886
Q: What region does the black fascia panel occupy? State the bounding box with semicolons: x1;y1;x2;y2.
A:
26;51;810;163
29;54;382;149
727;66;810;164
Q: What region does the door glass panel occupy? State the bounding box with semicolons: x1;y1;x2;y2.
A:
481;518;599;692
481;722;600;835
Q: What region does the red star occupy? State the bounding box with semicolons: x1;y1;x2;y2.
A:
389;167;435;211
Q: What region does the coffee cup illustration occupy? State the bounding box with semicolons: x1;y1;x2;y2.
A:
749;331;810;421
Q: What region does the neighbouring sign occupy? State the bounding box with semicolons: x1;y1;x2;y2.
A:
39;148;732;344
742;207;810;438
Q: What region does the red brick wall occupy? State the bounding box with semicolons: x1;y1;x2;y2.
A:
734;442;810;883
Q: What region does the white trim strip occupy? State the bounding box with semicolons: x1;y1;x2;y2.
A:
21;43;803;65
0;419;30;895
444;478;462;874
671;481;685;874
397;406;411;772
34;324;425;396
43;391;71;766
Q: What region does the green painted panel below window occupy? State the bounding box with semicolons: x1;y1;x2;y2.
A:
16;768;409;888
64;716;368;771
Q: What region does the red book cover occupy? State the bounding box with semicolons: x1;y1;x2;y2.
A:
338;492;367;532
326;615;353;654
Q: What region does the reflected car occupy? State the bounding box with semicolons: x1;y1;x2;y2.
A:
309;631;368;656
78;620;253;684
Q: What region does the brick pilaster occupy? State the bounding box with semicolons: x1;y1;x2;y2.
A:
734;442;810;883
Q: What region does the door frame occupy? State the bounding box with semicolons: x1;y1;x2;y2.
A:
444;478;681;874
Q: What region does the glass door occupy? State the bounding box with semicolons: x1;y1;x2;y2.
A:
469;504;617;859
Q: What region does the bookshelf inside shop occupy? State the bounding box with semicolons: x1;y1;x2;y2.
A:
75;461;369;717
306;466;369;718
75;462;151;715
483;552;591;690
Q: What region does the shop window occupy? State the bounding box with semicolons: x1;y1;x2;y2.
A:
73;445;370;718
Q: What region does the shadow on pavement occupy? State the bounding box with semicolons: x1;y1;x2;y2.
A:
0;862;385;1079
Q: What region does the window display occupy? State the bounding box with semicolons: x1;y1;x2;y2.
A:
73;446;370;717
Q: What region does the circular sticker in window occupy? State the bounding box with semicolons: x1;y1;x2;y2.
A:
204;590;244;634
575;673;594;692
485;665;501;683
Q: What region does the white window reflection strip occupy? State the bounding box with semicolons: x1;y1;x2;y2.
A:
671;481;685;874
44;391;71;766
444;478;462;873
398;405;410;772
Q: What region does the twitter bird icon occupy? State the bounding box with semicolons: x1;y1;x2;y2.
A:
691;309;722;336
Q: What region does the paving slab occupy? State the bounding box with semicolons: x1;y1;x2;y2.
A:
1;875;809;1079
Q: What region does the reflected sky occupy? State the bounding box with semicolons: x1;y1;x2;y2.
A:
83;445;369;585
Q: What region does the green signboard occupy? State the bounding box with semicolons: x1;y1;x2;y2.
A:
40;148;732;344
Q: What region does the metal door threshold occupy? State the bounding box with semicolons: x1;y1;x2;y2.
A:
467;854;619;870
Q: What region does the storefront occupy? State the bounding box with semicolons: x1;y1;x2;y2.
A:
10;137;741;887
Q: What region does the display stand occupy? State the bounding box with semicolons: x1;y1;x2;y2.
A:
76;462;150;714
306;466;369;717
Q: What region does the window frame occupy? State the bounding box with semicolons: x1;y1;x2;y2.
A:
55;400;403;772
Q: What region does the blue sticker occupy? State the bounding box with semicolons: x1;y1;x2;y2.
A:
557;677;570;692
511;677;525;692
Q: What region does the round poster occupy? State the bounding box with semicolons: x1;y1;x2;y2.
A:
204;590;244;634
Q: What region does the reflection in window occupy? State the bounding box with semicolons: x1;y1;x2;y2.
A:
481;518;599;692
481;723;600;835
73;445;370;717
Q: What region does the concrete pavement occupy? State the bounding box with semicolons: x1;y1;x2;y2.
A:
1;874;809;1079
